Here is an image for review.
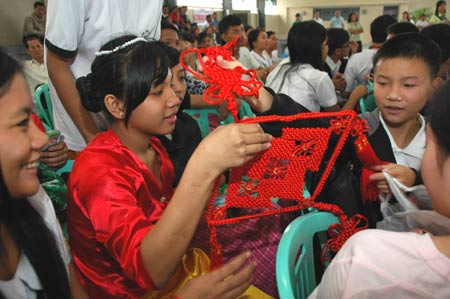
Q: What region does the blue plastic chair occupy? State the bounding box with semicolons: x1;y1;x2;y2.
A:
358;80;376;114
276;211;339;299
184;101;255;138
34;83;54;130
56;159;74;177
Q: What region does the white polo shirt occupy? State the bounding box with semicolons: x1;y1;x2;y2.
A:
344;48;377;93
266;59;337;112
45;0;162;151
380;114;426;171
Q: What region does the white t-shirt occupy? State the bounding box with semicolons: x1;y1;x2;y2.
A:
380;113;426;171
344;48;377;93
325;56;342;77
250;50;273;68
0;187;70;298
309;229;450;299
238;47;261;70
266;59;337;112
45;0;162;151
22;59;48;96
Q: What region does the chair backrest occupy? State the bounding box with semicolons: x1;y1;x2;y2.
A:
184;101;255;138
35;83;54;130
276;211;339;299
358;94;377;114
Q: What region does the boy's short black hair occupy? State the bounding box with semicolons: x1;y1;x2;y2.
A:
197;31;209;44
23;34;42;48
295;13;301;17
179;31;195;43
387;22;419;36
373;33;442;78
34;1;45;9
370;15;397;43
218;15;242;35
161;21;179;33
420;24;450;62
327;28;350;56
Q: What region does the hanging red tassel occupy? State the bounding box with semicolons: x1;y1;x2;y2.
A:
354;135;387;202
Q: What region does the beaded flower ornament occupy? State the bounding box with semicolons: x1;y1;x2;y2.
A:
180;37;383;268
180;36;262;122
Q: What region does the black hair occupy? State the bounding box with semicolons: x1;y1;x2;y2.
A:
244;25;254;33
161;20;179;33
429;80;450;156
248;28;264;51
34;1;44;9
347;12;358;23
197;31;209;45
267;31;275;38
370;15;397;43
76;35;169;125
327;28;350;56
435;0;447;16
164;45;181;68
288;21;326;70
295;13;300;17
420;24;450;62
387;22;419;36
179;31;195;43
23;34;42;48
272;21;326;93
218;14;242;35
0;49;70;299
373;33;442;79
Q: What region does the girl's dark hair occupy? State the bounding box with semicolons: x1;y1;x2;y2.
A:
288;21;327;70
273;21;326;93
197;31;209;45
0;49;70;299
248;28;264;51
164;44;181;68
76;35;169;125
373;33;442;78
436;0;447;16
267;31;275;38
347;12;358;23
430;80;450;157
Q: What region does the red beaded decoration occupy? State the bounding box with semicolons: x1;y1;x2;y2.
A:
179;36;262;122
180;42;384;269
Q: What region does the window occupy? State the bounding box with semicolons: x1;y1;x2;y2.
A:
177;0;222;10
315;7;360;21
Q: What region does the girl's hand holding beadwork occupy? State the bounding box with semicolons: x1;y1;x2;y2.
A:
191;122;272;177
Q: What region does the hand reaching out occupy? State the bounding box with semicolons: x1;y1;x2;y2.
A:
370;163;417;195
174;251;255;299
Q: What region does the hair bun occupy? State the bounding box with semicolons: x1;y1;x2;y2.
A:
76;74;101;113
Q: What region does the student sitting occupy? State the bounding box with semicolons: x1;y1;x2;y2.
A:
266;21;341;112
68;35;272;299
308;79;450;299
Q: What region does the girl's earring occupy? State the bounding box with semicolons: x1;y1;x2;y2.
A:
120;112;125;118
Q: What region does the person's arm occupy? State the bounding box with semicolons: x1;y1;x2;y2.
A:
341;84;368;111
46;49;99;143
40;141;69;169
69;262;89;299
140;124;271;288
23;16;43;37
174;251;255;299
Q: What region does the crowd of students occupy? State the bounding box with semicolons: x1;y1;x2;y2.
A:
2;0;450;298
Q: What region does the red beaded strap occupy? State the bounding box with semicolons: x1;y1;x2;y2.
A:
179;36;262;122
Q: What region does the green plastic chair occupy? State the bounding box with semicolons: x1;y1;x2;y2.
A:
358;80;376;114
276;211;339;299
56;159;74;177
35;83;54;130
184;101;255;138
